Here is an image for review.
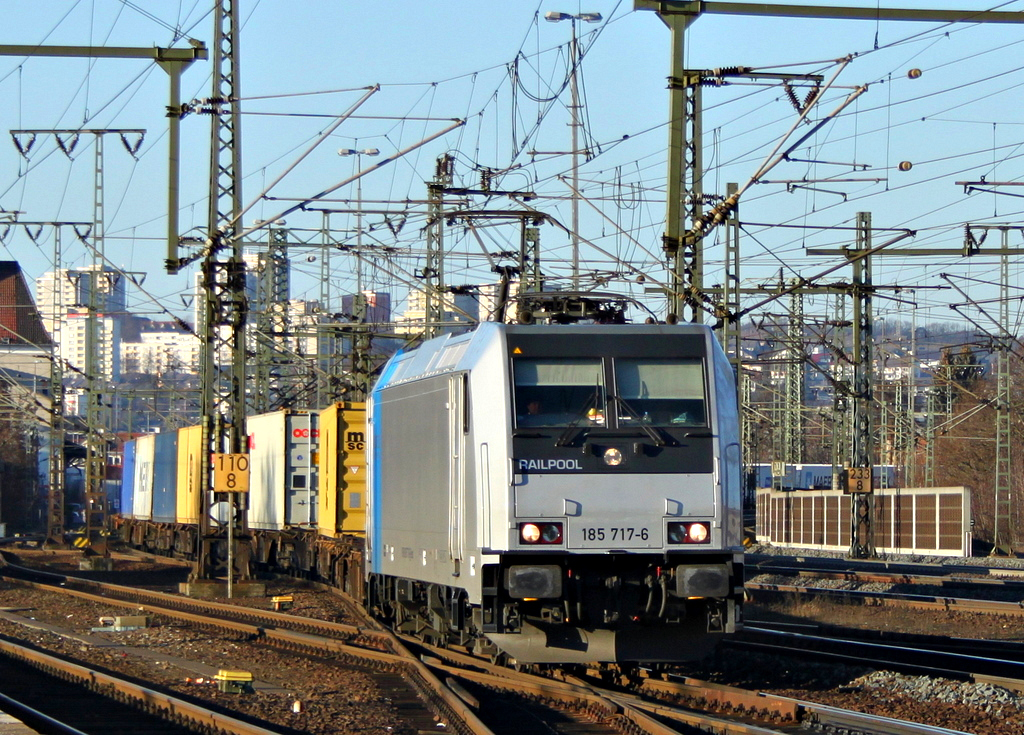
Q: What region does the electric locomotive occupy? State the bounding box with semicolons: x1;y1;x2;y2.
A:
366;322;743;664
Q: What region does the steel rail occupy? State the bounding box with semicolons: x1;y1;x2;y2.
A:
411;630;975;735
0;690;90;735
0;635;280;735
747;554;1024;580
421;656;695;735
3;574;406;664
367;625;496;735
745;581;1024;615
637;675;978;735
639;676;801;720
752;565;1024;590
783;698;976;735
0;567;494;735
412;637;801;734
612;697;788;734
0;558;390;642
735;626;1024;684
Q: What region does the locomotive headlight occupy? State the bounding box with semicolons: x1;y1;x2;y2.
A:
667;521;712;544
519;522;564;545
521;523;542;543
603;447;623;466
541;523;563;543
687;522;709;543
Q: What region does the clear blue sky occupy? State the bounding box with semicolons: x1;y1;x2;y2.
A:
2;1;1023;335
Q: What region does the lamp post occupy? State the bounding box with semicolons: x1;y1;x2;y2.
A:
545;11;601;291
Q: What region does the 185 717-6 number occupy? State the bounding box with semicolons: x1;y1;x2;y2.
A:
582;527;649;542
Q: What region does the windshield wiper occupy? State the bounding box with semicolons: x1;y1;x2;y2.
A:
611;395;667;447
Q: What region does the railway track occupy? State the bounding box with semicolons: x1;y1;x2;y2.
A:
735;624;1024;690
0;556;490;735
1;551;1001;735
0;633;279;735
2;555;716;735
750;563;1024;589
745;580;1024;616
406;629;983;735
748;553;1024;581
745;554;1024;617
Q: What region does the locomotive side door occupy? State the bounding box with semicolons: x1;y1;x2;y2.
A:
448;373;466;573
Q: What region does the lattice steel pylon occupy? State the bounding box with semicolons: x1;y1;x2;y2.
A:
924;388;936;488
46;226;66;547
423;154;453;338
849;212;875;558
83;136;110;554
906;303;918;487
251;227;290;413
784;287;805;465
830;292;850;490
720;183;741;362
993;229;1012;555
192;0;250;585
636;0;1024;324
16;130;141;551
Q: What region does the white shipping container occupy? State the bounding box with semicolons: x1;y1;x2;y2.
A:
247;410;319;530
132;433;156;520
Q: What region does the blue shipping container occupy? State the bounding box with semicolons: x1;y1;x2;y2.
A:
152;431;178;523
121;440;136;519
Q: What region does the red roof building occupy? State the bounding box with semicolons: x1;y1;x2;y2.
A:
0;261;50;346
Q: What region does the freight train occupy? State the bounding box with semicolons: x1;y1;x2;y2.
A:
118;405;367;593
119;321;744;665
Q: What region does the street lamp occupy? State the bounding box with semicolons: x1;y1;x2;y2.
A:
545;11;601;291
337;147;380;316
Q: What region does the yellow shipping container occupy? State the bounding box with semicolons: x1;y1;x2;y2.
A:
176;425;204;524
317;402;366;537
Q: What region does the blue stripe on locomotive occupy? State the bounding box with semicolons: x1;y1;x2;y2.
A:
369;351;404;572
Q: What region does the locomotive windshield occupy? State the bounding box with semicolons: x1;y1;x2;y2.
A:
513;356;707;430
615;358;706;427
514;358;606;427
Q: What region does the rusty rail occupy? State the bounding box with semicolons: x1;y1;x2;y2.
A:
0;564;494;735
0;635;280;735
745;581;1024;615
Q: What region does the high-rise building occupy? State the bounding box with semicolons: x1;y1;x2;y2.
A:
35;265;127;338
61;311;122;381
120;321;200;375
35;265;129;383
395;288;478;334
